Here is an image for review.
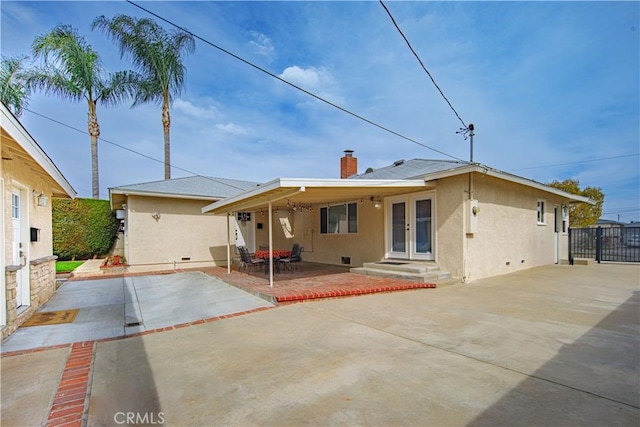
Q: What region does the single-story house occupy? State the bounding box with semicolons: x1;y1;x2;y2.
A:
109;176;258;271
203;151;592;283
1;102;76;338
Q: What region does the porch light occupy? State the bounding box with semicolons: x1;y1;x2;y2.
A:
370;197;382;209
33;190;48;207
151;212;161;221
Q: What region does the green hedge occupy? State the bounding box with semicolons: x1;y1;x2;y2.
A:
53;198;119;261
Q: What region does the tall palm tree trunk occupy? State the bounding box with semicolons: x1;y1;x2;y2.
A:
162;97;171;180
88;100;100;198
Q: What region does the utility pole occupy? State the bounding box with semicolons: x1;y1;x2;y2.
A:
469;123;475;163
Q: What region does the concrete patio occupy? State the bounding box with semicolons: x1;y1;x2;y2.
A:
1;263;638;426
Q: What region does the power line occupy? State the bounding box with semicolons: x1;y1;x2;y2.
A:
23;107;251;192
124;0;467;163
379;0;468;130
510;154;639;171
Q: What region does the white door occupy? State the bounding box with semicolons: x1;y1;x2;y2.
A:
386;193;435;261
235;212;255;252
11;190;26;307
554;205;560;264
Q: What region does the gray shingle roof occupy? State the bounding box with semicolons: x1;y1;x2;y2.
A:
110;176;260;199
349;159;469;180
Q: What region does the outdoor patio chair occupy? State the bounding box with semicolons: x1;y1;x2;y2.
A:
238;246;265;273
280;244;304;272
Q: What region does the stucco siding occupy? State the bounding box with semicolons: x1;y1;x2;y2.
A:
463;174;568;281
433;175;466;278
125;196;230;267
2;157;56;265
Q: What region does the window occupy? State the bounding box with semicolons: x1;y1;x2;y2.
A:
320;202;357;234
11;194;19;219
537;200;545;224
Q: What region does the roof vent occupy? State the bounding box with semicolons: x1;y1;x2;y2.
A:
365;167;374;174
393;159;405;167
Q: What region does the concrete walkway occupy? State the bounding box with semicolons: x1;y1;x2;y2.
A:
2;263;638;426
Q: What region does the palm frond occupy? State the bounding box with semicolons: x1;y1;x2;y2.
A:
0;55;30;116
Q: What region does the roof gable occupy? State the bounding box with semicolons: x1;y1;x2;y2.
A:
1;102;76;198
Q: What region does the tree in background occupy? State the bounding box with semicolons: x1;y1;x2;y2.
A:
548;179;604;227
28;25;138;199
0;55;30;117
92;15;195;180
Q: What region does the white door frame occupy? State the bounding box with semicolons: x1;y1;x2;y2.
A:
11;185;30;308
385;191;436;261
235;212;256;253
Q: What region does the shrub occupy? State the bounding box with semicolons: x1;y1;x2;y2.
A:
53;198;119;260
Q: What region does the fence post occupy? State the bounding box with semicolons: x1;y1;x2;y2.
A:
568;228;573;265
595;227;602;263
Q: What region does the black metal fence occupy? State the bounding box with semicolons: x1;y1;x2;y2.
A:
569;226;640;264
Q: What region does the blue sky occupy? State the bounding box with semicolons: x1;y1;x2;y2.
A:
2;1;639;222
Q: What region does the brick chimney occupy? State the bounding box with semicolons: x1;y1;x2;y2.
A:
340;150;358;179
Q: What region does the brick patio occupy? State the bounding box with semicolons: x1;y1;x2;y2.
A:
195;262;436;303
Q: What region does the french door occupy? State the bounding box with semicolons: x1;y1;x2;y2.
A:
387;192;434;260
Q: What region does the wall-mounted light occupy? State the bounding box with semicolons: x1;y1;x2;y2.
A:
33;190;48;207
370;196;382;209
151;212;161;221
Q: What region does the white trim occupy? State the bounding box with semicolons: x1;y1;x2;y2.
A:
109;188;222;204
537;199;546;225
1;103;76;198
0;177;6;326
423;164;593;204
202;178;428;214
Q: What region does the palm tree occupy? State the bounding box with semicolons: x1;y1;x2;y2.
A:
1;55;30;117
92;15;195;180
28;24;137;199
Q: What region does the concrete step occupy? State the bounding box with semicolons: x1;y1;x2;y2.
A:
351;261;451;283
361;261;442;274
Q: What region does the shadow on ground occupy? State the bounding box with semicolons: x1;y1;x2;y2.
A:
87;283;163;426
470;290;640;425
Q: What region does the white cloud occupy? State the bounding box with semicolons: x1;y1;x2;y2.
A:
249;31;275;59
278;65;342;104
216;122;249;136
173;99;219;120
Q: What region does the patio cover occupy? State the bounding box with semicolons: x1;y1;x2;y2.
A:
202;178;430;287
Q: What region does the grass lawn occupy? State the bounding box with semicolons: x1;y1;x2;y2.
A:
56;260;85;273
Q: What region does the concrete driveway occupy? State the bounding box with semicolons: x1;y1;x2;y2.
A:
2;263;639;426
0;271;274;353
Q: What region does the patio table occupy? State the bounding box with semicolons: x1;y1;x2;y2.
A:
254;250;292;274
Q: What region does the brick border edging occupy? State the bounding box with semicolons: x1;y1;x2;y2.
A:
275;283;436;303
46;341;95;427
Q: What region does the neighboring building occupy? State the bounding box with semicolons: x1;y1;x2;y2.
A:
203;151;592;283
1;102;76;338
109;176;258;272
591;219;626;229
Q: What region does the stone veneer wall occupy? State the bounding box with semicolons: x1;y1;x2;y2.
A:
2;256;57;340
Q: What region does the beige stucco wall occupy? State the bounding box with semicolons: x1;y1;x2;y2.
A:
432;175;467;278
124;196;231;268
462;174;570;281
2;157;56;266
